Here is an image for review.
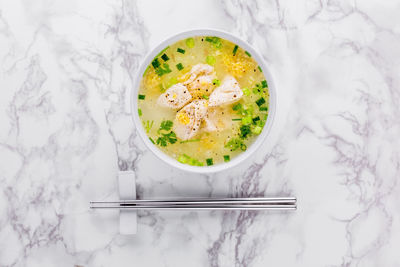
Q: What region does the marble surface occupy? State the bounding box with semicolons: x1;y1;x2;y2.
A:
1;0;400;266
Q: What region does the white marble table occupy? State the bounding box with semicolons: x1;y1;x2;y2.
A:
1;0;399;266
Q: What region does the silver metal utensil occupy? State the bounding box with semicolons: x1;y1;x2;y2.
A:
90;197;297;210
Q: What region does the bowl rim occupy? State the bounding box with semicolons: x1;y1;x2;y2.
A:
131;28;276;173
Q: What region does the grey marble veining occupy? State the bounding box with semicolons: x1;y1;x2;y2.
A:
0;0;399;266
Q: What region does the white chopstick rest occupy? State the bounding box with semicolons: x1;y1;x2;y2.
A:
118;171;137;235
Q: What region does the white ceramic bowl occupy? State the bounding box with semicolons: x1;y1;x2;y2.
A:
131;29;276;173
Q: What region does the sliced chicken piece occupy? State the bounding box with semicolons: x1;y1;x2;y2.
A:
157;83;192;109
208;75;243;107
186;74;215;93
202;106;232;133
173;99;208;140
183;64;214;85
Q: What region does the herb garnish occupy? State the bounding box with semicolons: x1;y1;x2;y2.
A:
156;131;177;146
158;120;173;132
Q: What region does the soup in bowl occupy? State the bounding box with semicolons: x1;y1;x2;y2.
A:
132;30;276;173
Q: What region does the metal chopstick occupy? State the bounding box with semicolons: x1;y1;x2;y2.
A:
90;197;297;210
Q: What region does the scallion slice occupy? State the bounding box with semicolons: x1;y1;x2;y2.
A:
206;158;213;166
138;94;146;100
206;55;216;65
177;48;185;54
176;63;184;71
261;80;268;88
252;116;260;124
161;53;169;61
255;97;265;107
245;51;252;57
233;45;239;56
254;126;262;134
223;155;230;162
186;38;195;48
151;58;160;69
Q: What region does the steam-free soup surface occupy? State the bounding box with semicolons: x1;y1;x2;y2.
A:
138;36;269;166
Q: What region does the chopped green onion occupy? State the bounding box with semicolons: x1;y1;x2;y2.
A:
212;79;221;86
206;55;216;65
255;97;266;107
240;125;251;138
177;48;185;54
152;58;160;69
161;53;169;61
245;51;252;57
149;137;155;144
178;154;189;163
233;45;238;56
252;83;263;94
225;138;245;151
261;80;268;88
176;63;184;71
252;116;260;124
205;37;222;48
242;87;250;96
186;38;195;48
190;159;204;166
241;116;252;125
223;155;230;162
138;109;142;116
240;143;247;151
206;158;213;166
232;118;242;121
254;126;262;134
258;66;263;72
138;94;146;100
178;154;203;166
202;95;209;100
260;106;268;111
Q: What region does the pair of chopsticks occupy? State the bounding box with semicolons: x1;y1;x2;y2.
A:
90;197;296;210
